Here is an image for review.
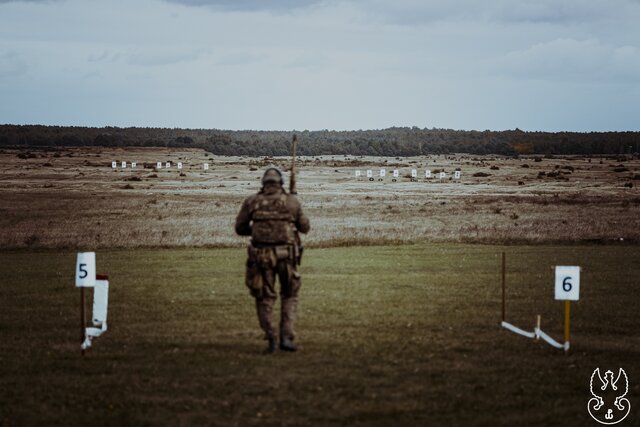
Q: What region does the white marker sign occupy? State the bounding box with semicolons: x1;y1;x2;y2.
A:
393;170;399;178
177;162;183;169
411;169;417;178
554;266;580;301
379;169;386;177
75;252;96;288
121;161;126;168
454;171;461;179
156;162;162;169
204;163;209;170
165;162;171;168
439;171;446;179
131;162;137;168
366;170;372;178
111;161;116;169
425;170;432;178
355;170;361;177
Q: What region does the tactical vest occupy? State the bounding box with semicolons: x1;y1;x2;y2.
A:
250;192;296;245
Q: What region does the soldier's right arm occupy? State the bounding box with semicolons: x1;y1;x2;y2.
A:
235;196;254;236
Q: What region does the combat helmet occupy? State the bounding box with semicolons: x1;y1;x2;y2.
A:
261;167;284;186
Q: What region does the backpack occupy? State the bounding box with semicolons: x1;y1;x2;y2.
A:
250;192;296;245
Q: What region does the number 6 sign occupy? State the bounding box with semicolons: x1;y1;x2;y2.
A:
76;252;96;288
554;266;580;300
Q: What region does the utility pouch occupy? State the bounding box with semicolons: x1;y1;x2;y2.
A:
256;247;277;269
245;245;264;297
283;264;301;298
274;245;292;261
245;260;263;296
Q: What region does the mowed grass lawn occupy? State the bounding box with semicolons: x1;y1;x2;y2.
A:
1;244;639;426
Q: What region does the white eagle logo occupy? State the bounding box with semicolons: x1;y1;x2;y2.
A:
588;368;631;425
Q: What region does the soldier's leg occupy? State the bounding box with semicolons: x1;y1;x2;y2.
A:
255;268;277;340
278;260;301;343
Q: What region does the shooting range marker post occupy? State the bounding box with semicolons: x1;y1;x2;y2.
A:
367;170;373;181
75;252;110;356
392;169;399;182
554;266;580;353
411;169;417;182
378;168;386;182
76;252;96;356
501;251;506;322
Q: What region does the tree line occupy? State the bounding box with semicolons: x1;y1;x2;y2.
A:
1;125;639;157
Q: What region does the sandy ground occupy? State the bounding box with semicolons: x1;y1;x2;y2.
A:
0;146;639;248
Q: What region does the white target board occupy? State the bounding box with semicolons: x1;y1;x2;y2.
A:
121;161;126;168
425;170;432;178
203;163;209;170
76;252;96;288
156;162;162;169
379;169;386;177
131;162;137;168
439;172;446;179
177;162;183;169
366;170;373;178
355;170;361;177
111;161;116;169
554;266;580;301
92;280;109;325
411;169;417;178
165;162;171;168
454;171;461;179
393;170;399;178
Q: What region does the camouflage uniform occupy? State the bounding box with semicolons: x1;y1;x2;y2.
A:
235;168;310;352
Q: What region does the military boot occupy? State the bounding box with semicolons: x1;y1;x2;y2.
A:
279;337;297;352
264;337;277;354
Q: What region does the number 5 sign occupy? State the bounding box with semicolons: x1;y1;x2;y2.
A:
554;266;580;300
76;252;96;288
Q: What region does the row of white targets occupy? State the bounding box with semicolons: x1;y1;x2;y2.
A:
355;169;462;180
111;161;210;170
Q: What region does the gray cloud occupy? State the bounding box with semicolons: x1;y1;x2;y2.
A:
0;50;27;78
161;0;323;11
0;0;639;131
0;0;63;3
499;38;640;83
338;0;640;27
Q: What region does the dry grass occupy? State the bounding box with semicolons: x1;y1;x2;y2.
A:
0;147;639;249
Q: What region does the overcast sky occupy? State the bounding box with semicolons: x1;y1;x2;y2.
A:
1;0;639;131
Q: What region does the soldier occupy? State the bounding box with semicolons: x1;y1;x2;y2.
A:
235;167;310;353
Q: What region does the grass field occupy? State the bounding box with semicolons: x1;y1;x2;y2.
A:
1;244;639;426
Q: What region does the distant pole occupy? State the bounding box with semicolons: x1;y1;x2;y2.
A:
80;287;86;356
501;252;506;322
564;300;571;354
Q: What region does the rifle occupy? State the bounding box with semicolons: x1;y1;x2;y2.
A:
289;134;303;265
290;134;297;195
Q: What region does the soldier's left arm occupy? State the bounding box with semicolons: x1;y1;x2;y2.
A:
235;196;253;236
